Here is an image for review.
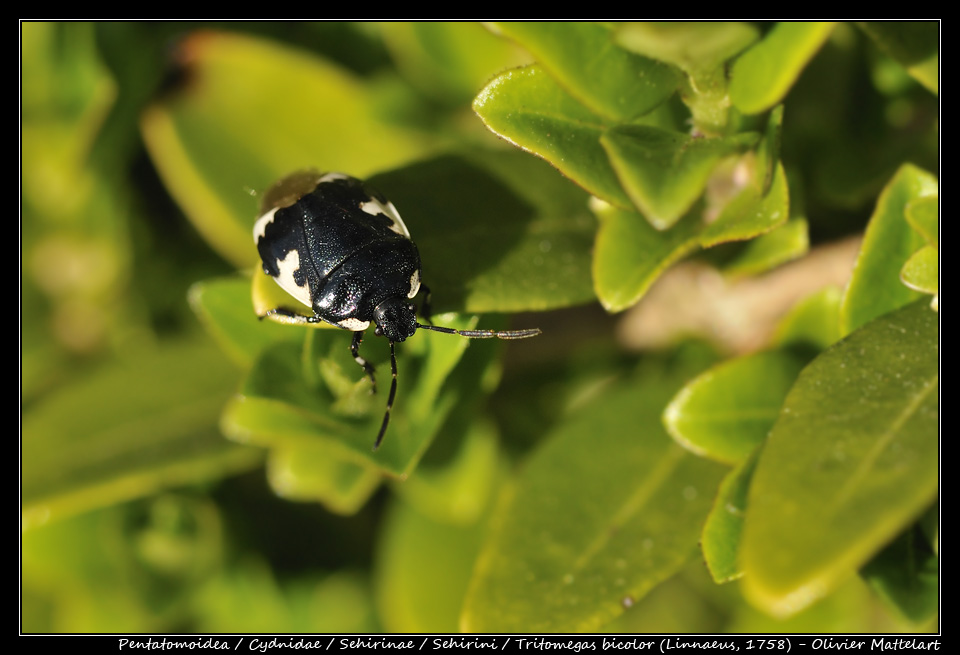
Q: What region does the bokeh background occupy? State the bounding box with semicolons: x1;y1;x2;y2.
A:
22;22;938;633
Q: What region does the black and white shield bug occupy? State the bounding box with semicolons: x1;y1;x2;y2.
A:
253;171;540;450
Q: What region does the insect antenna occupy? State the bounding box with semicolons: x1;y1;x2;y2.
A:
415;324;541;340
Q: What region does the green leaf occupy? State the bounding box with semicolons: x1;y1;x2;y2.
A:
591;200;702;312
189;276;307;368
730;22;836;115
699;161;789;248
905;195;938;247
490;22;680;121
369;153;597;313
592;150;791;312
141;30;431;267
194;563;376;632
614;22;759;76
24;500;225;632
861;520;938;625
702;449;759;583
22;341;261;530
612;22;760;134
391;419;501;526
375;497;486;632
380;22;528;105
473;64;632;208
757;105;785;196
461;353;726;632
600;560;728;632
741;301;938;617
900;245;938;298
721;218;809;278
857;22;938;94
841;164;937;335
601;126;759;229
221;313;493;478
664;349;809;465
772;286;843;351
266;443;382;515
728;577;895;633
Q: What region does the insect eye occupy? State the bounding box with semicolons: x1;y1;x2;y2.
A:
374;325;384;337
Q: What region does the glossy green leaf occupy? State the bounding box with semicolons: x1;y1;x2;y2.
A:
730;22;836;114
601;560;728;633
391;420;501;526
601;126;758;229
473;65;631;208
721;218;809;278
857;22;938;94
729;576;899;633
490;22;680;121
772;286;843;351
266;443;382;515
900;245;938;298
141;30;431;267
375;497;486;632
221;313;493;477
614;22;759;75
741;302;938;617
368;153;597;313
700;161;789;247
461;354;726;632
591;200;702;312
702;449;759;583
592;147;790;312
841;164;937;335
905;196;938;247
22;341;261;530
664;349;808;465
189;276;308;368
861;520;938;624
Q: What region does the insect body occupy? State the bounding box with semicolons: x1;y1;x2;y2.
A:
253;171;540;450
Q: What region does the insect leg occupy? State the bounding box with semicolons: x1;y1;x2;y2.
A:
351;331;377;393
373;341;398;451
260;307;326;325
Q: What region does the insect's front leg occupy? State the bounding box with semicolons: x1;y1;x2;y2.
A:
351;331;377;393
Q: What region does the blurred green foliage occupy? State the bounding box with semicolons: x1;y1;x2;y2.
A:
21;21;937;633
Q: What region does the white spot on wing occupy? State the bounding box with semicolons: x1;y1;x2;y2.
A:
318;172;350;183
337;317;370;331
273;249;313;309
408;269;420;299
253;207;278;242
360;198;410;238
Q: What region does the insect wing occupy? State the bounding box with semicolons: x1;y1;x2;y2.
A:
254;206;314;309
254;175;411;312
318;173;411;239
